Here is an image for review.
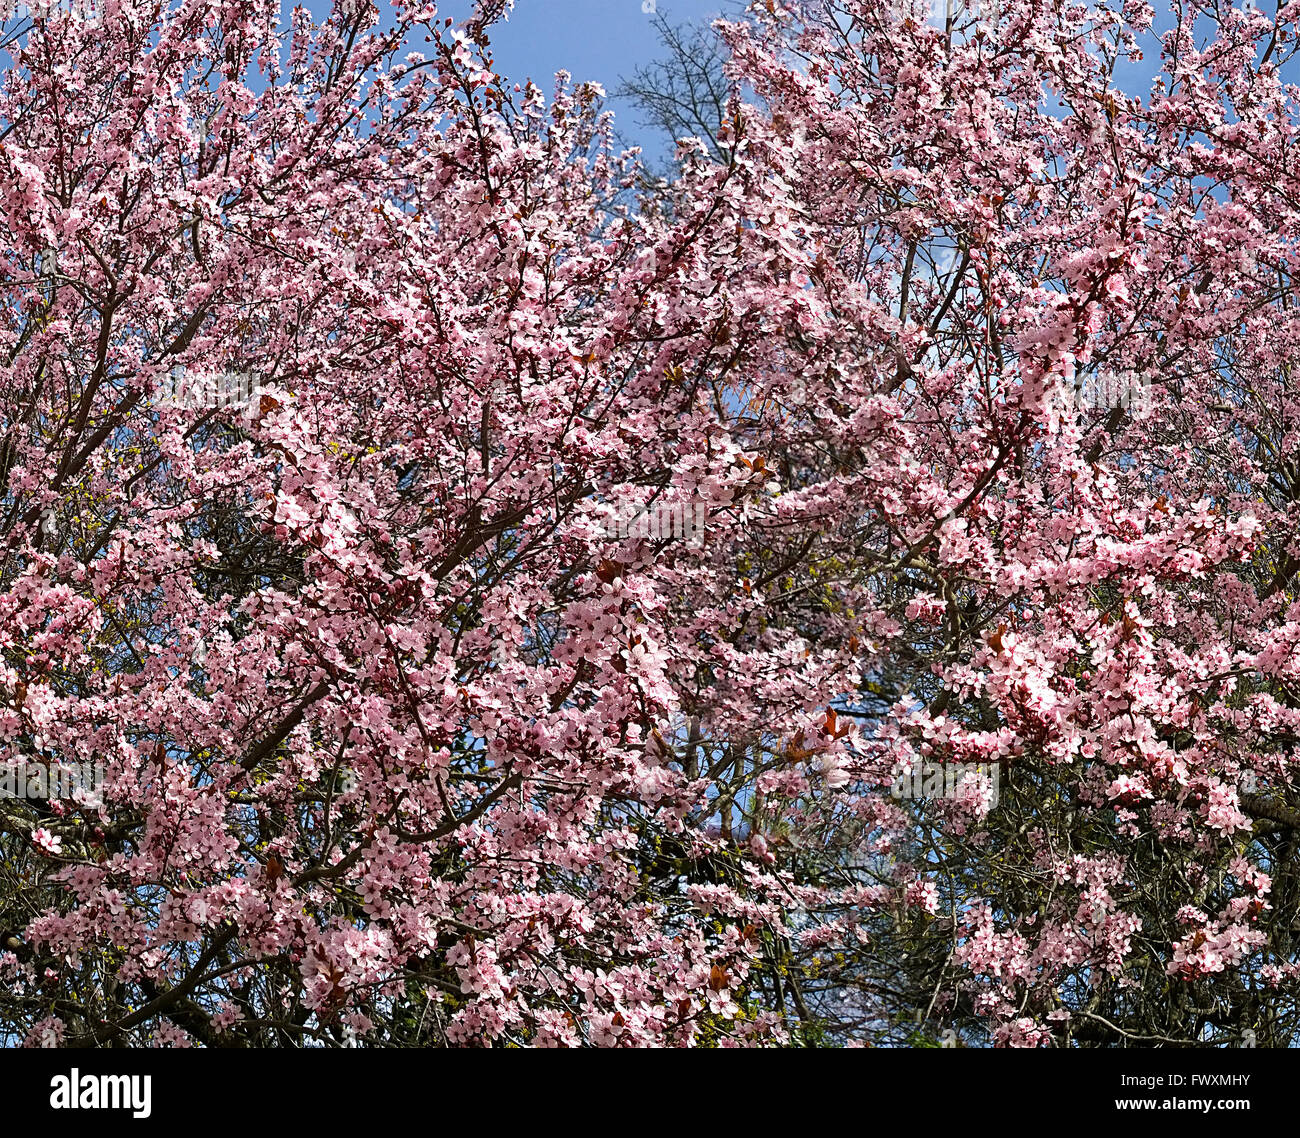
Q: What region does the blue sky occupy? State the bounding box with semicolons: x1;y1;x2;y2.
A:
295;0;739;154
436;1;735;93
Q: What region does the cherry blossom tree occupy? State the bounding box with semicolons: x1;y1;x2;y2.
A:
704;0;1300;1046
0;0;853;1048
2;0;1300;1049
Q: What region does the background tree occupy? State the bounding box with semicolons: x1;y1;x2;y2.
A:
615;7;738;170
